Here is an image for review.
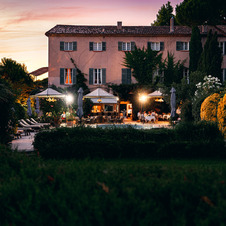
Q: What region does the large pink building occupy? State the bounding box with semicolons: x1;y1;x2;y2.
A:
45;21;226;89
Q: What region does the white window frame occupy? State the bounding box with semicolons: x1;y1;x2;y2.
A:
93;42;102;51
151;42;160;51
219;42;226;55
93;69;102;85
183;68;189;84
64;68;73;84
122;42;131;51
64;42;73;51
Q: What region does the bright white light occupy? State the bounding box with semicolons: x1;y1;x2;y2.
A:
66;94;74;104
139;94;148;103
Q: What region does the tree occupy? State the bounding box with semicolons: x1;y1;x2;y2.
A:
189;26;203;73
176;0;226;26
163;52;185;86
123;46;163;85
152;1;176;26
198;30;223;80
0;58;34;105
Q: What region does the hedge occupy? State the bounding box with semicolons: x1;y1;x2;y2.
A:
33;122;225;159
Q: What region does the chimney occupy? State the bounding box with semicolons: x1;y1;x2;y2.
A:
170;17;174;33
117;21;122;30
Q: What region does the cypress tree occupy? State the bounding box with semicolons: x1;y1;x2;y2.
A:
189;26;202;73
198;30;223;80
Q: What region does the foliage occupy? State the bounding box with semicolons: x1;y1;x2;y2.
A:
162;52;185;86
0;82;16;144
123;46;163;85
34;123;225;160
189;71;206;86
180;99;193;122
83;98;94;117
152;1;177;26
189;26;203;73
0;58;34;105
200;93;221;122
176;0;226;26
1;147;226;225
217;93;226;136
198;30;223;80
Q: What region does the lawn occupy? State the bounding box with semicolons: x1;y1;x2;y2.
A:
0;147;226;225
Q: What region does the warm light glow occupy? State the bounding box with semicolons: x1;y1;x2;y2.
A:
46;97;57;102
139;94;148;103
97;98;102;103
66;94;74;104
155;98;164;102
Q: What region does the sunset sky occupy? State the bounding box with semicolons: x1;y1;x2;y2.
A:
0;0;183;79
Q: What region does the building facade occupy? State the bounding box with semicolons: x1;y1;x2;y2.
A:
45;21;226;89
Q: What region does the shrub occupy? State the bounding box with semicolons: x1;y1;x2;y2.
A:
180;99;193;122
217;93;226;137
200;93;220;122
34;124;225;159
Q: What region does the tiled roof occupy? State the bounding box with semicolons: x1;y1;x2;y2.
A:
45;25;192;37
45;24;226;37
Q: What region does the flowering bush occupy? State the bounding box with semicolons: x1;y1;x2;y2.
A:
195;75;222;99
200;93;220;122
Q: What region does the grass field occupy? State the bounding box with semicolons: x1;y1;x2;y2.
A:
0;147;226;225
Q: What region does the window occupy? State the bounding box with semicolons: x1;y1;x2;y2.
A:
60;68;77;85
89;68;106;85
147;42;164;51
89;42;106;51
219;42;226;55
60;42;77;51
118;42;135;51
122;68;131;84
183;68;189;84
176;41;189;51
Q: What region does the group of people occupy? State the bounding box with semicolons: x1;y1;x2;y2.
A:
137;111;157;123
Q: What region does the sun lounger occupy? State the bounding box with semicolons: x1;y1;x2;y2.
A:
30;118;50;128
19;119;42;131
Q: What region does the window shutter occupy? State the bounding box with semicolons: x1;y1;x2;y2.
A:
147;42;152;49
89;42;93;51
127;69;131;84
102;42;106;51
122;69;127;84
131;42;136;51
60;42;64;51
160;42;164;51
118;42;122;51
102;68;106;84
72;68;77;84
89;68;93;84
176;41;182;51
73;42;77;51
60;68;64;85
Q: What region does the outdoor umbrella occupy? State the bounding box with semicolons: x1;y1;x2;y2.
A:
170;87;176;118
27;97;32;117
77;87;84;119
35;97;40;114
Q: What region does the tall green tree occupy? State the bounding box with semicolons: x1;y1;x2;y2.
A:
198;30;223;80
163;52;185;86
189;26;203;73
176;0;226;26
152;1;176;26
123;46;163;85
